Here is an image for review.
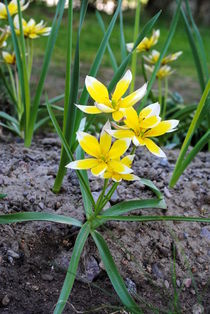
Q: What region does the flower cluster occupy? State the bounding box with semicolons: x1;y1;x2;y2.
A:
0;0;51;65
67;70;179;182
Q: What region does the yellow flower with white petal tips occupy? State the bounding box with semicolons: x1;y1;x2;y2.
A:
0;0;29;20
145;64;175;80
76;70;147;122
66;122;132;177
2;51;16;65
102;155;140;182
14;15;51;39
126;29;160;53
143;50;182;65
106;103;179;158
0;28;10;48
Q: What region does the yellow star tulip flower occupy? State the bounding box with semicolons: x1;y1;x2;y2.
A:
14;15;51;39
2;51;16;65
107;103;179;158
0;0;29;20
145;64;175;80
76;70;147;122
66;122;132;177
102;155;140;182
0;28;9;48
143;50;182;65
126;29;160;53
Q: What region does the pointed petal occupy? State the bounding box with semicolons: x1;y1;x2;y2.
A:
143;138;166;157
124;107;139;132
91;162;107;176
139;102;160;119
77;131;101;158
112;70;132;102
121;155;135;167
95;103;114;113
85;76;110;104
108;138;131;159
140;115;161;129
121;174;140;181
75;104;101;114
145;120;179;137
126;43;134;52
108;160;133;174
107;129;135;139
112;110;124;122
100;121;112;155
66;158;99;169
119;83;147;108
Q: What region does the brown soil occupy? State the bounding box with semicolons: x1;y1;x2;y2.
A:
0;134;209;314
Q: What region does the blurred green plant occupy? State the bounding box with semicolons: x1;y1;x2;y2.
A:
0;0;65;146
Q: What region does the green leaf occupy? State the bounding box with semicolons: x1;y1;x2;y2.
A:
0;111;19;125
96;10;118;71
98;215;210;224
26;0;66;146
102;198;166;217
0;212;82;227
0;194;7;199
169;104;197;120
170;79;210;187
139;178;163;199
54;223;90;314
92;230;142;314
139;0;182;111
0;67;17;104
119;9;127;61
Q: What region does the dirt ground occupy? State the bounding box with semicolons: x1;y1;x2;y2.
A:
0;132;209;314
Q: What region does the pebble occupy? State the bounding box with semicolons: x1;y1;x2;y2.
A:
176;279;181;287
85;256;101;282
200;227;210;241
164;280;169;289
7;249;20;259
192;304;204;314
125;278;137;295
183;278;191;288
152;263;163;279
38;202;44;210
2;295;10;306
164;187;172;198
41;274;54;282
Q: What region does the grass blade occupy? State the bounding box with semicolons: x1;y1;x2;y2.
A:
96;11;118;71
26;0;66;146
54;223;90;314
139;178;164;199
0;212;82;227
119;8;127;61
0;111;19;125
102;198;166;217
0;67;17;104
98;215;210;223
170;79;210;187
92;230;142;314
139;0;182;111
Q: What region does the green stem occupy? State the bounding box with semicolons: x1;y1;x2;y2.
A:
158;78;162;112
15;67;23;125
162;77;168;119
130;0;141;93
7;65;17;102
100;182;119;211
95;179;109;215
27;39;33;79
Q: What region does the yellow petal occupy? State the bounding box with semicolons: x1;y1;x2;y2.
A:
91;162;107;176
145;120;179;137
124;107;139;133
121;155;135;167
119;83;147;108
142;138;166;157
112;110;124;122
112;70;132;103
107;129;135;139
121;174;140;181
77;131;101;158
140;115;160;129
139;102;160;120
108;138;130;159
108;160;133;174
85;76;110;105
95;103;114;113
100;122;112;155
75;104;101;114
66;158;99;169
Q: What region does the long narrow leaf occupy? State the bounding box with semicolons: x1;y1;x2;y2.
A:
96;11;118;71
0;111;19;125
0;67;17;104
98;215;210;224
139;0;182;111
102;198;166;217
119;9;127;61
92;230;142;314
54;223;90;314
0;212;82;227
170;79;210;186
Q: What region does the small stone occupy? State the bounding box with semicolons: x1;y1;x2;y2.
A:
31;285;39;291
176;279;181;287
164;187;172;198
152;263;163;279
160;158;169;167
183;278;191;288
55;202;61;210
164;280;169;289
200;227;210;241
190;289;196;295
2;295;10;306
85;256;101;282
99;260;105;270
125;278;137;295
192;304;204;314
7;249;20;259
38;202;44;210
41;274;54;282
